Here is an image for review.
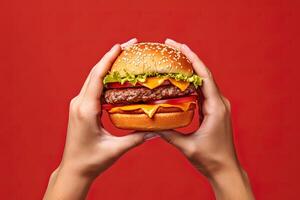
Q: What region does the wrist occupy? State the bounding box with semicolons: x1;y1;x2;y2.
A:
208;162;244;184
44;166;94;200
46;166;94;200
192;154;241;179
205;158;242;180
58;162;96;184
207;164;254;200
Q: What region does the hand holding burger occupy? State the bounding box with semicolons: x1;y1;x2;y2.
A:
158;39;254;200
43;39;156;200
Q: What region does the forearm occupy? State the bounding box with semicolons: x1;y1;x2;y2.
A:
207;164;254;200
43;166;94;200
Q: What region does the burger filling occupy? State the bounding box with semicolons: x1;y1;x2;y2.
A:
103;72;202;88
102;72;202;118
108;102;196;118
104;84;196;104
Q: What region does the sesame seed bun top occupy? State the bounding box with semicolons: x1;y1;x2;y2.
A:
110;42;194;77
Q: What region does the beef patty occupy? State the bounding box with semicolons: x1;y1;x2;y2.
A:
104;85;196;104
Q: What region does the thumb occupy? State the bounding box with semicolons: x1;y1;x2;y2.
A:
157;130;188;150
117;132;157;152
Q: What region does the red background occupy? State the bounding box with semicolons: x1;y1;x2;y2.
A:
1;0;299;199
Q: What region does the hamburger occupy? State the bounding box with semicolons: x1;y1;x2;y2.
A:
102;42;202;131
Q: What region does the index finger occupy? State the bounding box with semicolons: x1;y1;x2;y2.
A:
78;38;139;99
165;39;221;102
83;44;122;101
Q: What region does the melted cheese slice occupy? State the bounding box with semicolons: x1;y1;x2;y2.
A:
109;102;195;118
140;77;189;91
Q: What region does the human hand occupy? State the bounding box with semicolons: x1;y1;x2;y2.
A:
43;38;155;200
158;39;254;200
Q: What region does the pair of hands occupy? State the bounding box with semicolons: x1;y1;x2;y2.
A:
44;38;254;200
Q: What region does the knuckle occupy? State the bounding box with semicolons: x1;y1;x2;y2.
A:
69;97;79;112
211;99;226;112
216;103;228;117
224;98;231;112
69;100;92;120
221;96;231;113
76;105;91;119
183;143;198;159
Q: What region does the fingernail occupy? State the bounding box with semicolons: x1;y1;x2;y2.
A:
110;44;119;51
129;37;137;42
121;38;137;50
125;38;137;45
144;133;157;140
165;38;175;43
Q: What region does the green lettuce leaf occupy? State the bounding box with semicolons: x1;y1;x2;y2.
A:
103;71;202;88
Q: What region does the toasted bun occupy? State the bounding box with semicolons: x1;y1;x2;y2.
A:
109;110;194;131
111;42;193;77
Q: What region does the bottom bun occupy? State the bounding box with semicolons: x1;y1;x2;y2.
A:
109;110;194;131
